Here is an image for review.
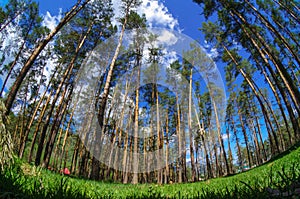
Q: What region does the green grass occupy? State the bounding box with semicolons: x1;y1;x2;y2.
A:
0;145;299;198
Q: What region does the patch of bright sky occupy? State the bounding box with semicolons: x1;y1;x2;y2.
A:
0;0;8;7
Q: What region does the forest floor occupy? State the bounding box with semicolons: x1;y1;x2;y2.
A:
0;144;299;199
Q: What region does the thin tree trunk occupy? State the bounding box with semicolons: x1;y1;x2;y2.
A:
254;114;267;161
237;106;252;168
35;22;92;166
244;0;300;66
272;0;300;24
122;109;133;183
132;56;141;184
253;57;293;146
28;90;53;163
188;69;196;181
5;0;90;114
225;127;233;174
164;107;169;183
18;67;49;158
52;127;64;169
230;10;300;112
0;22;31;97
59;94;79;170
113;76;133;181
223;44;280;154
232;118;242;171
155;84;163;184
0;8;25;32
175;91;182;183
249;118;262;165
42;87;73;168
18;80;29;157
70;136;80;174
194;103;212;179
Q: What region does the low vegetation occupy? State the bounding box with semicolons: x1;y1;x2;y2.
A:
0;144;299;199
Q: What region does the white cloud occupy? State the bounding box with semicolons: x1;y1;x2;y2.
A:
204;40;210;49
111;0;179;30
208;47;219;59
222;133;230;140
39;10;63;91
138;0;178;30
111;0;122;26
42;9;62;31
157;30;178;45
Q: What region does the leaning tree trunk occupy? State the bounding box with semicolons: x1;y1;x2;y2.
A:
253;57;293;146
272;0;300;24
35;22;92;166
42;87;73;168
244;0;300;66
27;90;53;163
223;44;280;154
18;67;52;159
5;0;90;114
229;10;300;112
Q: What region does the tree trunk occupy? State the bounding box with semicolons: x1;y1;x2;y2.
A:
18;67;52;158
237;106;252;168
272;0;300;24
0;21;32;97
194;101;212;179
244;0;300;66
4;0;90;114
132;54;141;184
70;136;80;174
42;87;73;168
28;90;53;163
230;10;300;112
225;127;233;174
253;57;293;146
164;107;169;183
188;69;196;181
59;94;79;170
223;44;280;154
175;91;182;183
122;109;133;183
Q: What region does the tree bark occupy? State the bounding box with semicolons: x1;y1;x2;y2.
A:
5;0;90;114
188;69;196;181
27;90;53;163
42;87;73;168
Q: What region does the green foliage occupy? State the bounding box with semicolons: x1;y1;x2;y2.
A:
0;145;299;198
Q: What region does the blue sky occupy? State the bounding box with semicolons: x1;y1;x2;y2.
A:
0;0;8;7
34;0;208;44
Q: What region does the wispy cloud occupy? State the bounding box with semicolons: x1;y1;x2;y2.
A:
157;29;178;45
208;48;219;59
222;133;230;140
138;0;178;30
112;0;179;30
42;9;62;31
